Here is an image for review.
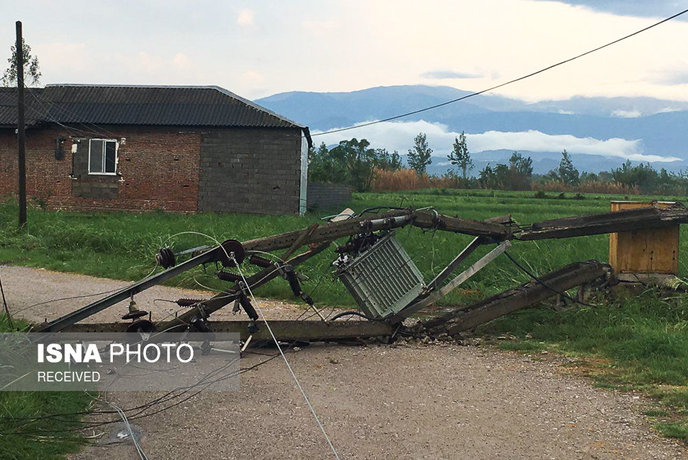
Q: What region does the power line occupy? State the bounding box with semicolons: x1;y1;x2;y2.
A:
233;256;341;459
24;86;118;139
504;250;594;307
172;231;340;459
312;8;688;138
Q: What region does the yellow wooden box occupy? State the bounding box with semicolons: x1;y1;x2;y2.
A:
609;201;678;274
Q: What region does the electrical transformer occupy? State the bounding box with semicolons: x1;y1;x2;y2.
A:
336;233;425;319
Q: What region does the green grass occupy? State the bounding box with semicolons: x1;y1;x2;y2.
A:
2;189;688;443
0;316;92;459
4;189;688;306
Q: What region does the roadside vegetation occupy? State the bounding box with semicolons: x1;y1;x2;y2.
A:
310;134;688;196
4;189;688;304
1;188;687;442
0;315;91;459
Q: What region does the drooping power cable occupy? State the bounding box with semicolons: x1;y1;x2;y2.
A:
312;8;688;137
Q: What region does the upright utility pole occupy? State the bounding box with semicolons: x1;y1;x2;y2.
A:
16;21;27;228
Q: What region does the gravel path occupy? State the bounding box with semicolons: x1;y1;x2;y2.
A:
1;266;686;459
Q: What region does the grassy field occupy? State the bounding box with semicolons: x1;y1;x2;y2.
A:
1;189;688;441
0;315;92;459
3;189;688;305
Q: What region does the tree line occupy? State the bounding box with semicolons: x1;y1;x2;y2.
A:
310;132;688;195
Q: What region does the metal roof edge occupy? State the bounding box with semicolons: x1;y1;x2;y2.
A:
210;86;306;127
34;85;311;139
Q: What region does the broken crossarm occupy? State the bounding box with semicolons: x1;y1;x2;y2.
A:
388;240;511;323
155;244;329;332
421;260;611;335
425;236;484;293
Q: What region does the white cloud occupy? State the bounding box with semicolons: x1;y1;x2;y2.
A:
237;9;254;26
313;120;681;163
172;53;190;69
241;70;265;84
134;51;162;73
301;20;337;35
8;0;688;102
611;109;642;118
657;107;682;113
33;42;88;73
420;70;482;79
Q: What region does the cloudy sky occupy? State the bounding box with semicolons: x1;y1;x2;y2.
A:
1;0;687;102
313;122;683;164
2;1;687;164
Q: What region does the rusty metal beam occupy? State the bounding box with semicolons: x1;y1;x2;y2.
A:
424;236;484;293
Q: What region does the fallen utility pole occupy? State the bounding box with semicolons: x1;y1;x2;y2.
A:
155;244;329;333
420;260;611;335
242;209;510;253
517;204;688;240
63;319;395;341
35;209;509;332
32;203;684;341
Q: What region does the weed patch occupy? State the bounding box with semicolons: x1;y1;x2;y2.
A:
0;316;92;458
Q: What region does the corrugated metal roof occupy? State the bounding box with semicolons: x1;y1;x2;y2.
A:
0;87;48;127
0;85;307;132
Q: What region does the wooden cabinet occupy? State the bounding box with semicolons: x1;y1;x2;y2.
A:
609;201;678;275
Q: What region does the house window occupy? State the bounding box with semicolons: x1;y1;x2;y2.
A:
88;139;118;175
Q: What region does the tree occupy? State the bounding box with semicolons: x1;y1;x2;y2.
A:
508;152;533;177
2;38;41;87
447;132;473;179
557;149;579;186
611;160;657;193
478;164;496;189
329;138;378;192
308;139;403;191
506;152;533;190
373;148;403;171
308;142;346;184
407;132;433;175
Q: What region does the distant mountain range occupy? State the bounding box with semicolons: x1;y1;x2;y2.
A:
255;85;688;175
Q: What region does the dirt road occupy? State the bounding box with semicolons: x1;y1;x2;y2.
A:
1;265;685;459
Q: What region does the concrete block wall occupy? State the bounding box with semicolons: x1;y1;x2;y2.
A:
307;182;353;211
199;127;302;215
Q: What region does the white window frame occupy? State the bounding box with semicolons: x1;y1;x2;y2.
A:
88;138;119;176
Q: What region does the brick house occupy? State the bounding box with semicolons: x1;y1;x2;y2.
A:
0;85;312;214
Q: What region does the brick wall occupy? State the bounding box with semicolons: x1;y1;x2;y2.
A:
1;128;76;205
0;126;201;212
199;127;303;215
1;125;305;214
307;182;353;212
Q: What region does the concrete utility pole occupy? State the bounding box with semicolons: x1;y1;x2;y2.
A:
16;20;27;228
